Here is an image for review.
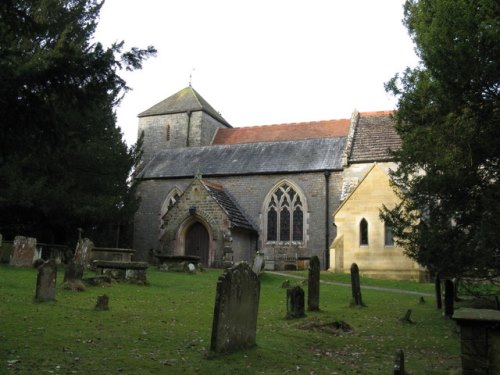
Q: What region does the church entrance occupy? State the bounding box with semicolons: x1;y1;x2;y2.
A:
185;222;209;266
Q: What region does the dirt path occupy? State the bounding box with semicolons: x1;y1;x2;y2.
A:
267;271;433;297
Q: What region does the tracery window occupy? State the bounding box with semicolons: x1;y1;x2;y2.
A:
265;183;305;243
359;218;368;246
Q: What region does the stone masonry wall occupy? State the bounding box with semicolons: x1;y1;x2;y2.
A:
134;171;342;268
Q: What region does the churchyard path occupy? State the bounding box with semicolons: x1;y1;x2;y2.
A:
268;271;433;297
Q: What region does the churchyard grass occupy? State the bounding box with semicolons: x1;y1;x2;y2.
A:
1;265;460;374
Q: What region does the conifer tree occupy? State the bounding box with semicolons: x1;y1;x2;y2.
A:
0;0;155;245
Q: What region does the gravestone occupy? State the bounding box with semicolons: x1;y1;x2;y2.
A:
393;349;405;375
286;286;305;319
252;252;265;276
444;279;454;318
95;295;109;311
34;260;57;302
64;260;84;282
0;233;2;247
350;263;364;306
210;262;260;354
10;236;37;267
74;238;93;268
307;255;320;311
435;275;442;309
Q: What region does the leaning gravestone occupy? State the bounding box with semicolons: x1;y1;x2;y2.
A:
34;259;57;302
252;252;265;276
10;236;37;267
210;262;260;354
307;255;320;311
286;285;305;319
350;263;365;306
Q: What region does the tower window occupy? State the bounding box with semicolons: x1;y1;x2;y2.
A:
166;124;171;141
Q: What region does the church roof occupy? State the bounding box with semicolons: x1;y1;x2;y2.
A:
138;86;231;127
348;111;401;163
202;180;256;231
212;119;350;145
138;137;346;179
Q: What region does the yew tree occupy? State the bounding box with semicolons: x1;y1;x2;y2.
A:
383;0;499;280
0;0;155;245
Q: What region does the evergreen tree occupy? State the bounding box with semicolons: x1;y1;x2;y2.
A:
0;0;155;245
383;0;499;280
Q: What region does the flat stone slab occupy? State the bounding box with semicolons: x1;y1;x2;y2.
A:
453;308;500;323
92;260;148;270
155;255;200;263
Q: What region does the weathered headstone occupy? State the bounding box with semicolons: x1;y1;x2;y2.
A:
210;262;260;354
393;349;405;375
252;252;265;276
10;236;37;267
64;260;84;282
286;285;305;319
34;260;57;302
350;263;364;306
95;295;109;311
74;238;93;268
444;279;454;318
307;255;320;311
435;275;442;309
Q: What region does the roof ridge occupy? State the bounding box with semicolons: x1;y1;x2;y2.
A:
359;110;394;117
232;118;350;129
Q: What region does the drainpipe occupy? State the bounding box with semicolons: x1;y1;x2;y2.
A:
324;170;331;270
186;110;192;147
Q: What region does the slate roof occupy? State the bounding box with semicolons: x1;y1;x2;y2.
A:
212;119;350;145
138;137;346;179
138;86;231;127
202;180;256;231
348;111;401;163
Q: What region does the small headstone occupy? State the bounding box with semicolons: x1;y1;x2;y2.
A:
419;296;425;304
286;286;305;319
95;295;109;311
307;255;320;311
393;349;405;375
252;252;265;275
10;236;37;267
210;262;260;354
34;259;57;302
435;275;442;309
350;263;365;307
444;279;454;318
187;263;196;273
64;260;84;282
399;309;414;324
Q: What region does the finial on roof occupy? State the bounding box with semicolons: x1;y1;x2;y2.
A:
189;68;195;87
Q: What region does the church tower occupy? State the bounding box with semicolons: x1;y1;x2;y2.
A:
137;86;232;164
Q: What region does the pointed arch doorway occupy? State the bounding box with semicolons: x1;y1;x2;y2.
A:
185;222;209;266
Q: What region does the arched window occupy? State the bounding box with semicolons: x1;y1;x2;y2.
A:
265;182;305;243
384;222;394;246
359;218;368;246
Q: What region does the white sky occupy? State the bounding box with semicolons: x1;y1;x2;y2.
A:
94;0;419;146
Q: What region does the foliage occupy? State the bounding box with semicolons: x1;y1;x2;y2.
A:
382;0;500;280
0;0;155;245
0;266;460;374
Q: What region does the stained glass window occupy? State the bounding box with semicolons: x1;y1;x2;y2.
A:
293;207;303;241
267;207;277;241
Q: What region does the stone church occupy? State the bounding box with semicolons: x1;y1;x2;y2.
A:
133;86;423;279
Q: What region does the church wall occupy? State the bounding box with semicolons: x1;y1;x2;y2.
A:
133;171;343;269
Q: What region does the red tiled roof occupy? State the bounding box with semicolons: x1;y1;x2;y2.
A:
212;119;350;145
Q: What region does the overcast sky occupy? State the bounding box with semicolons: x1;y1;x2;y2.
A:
94;0;420;146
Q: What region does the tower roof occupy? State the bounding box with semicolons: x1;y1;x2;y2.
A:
138;86;231;127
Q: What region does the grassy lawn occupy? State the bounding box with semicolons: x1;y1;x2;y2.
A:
0;265;461;374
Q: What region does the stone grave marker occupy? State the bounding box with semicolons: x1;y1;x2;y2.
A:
307;255;320;311
350;263;365;306
210;262;260;354
74;238;93;268
286;285;305;319
444;279;454;318
95;295;109;311
34;259;57;302
393;349;405;375
10;236;37;267
252;252;265;275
